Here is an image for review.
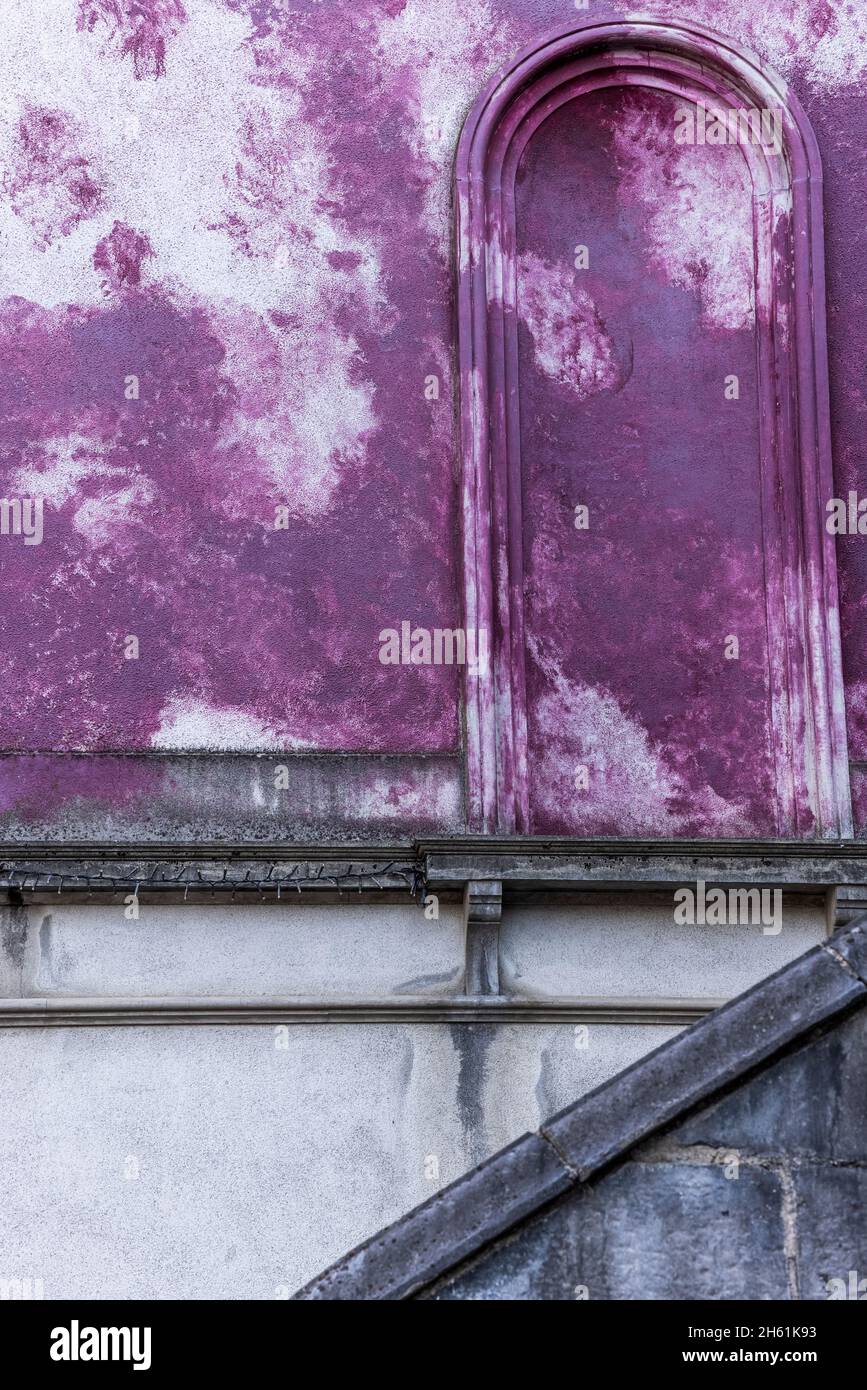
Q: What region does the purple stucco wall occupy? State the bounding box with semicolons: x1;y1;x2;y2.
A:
0;1;864;839
516;85;775;836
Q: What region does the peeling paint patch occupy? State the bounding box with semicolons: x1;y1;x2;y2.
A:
77;0;188;79
529;647;756;837
11;434;114;507
611;97;754;332
1;104;103;248
625;1;867;91
93;221;155;293
72;475;158;548
374;0;515;242
151;698;306;751
517;252;620;397
212;302;379;518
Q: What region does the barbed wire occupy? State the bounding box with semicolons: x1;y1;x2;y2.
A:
0;859;425;901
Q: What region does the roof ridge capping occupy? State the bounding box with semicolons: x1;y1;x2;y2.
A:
294;920;867;1300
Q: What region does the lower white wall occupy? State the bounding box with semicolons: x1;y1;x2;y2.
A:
0;1019;678;1298
500;894;827;999
0;902;466;999
1;894;826;1001
0;892;828;1298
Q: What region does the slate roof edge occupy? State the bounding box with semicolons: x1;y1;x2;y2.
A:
293;921;867;1300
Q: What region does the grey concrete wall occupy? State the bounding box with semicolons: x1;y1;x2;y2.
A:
426;1006;867;1300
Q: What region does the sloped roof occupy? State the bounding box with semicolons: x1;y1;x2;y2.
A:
295;919;867;1299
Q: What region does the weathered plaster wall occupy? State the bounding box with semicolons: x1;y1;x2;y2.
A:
500;896;826;1000
0;896;826;1000
0;893;827;1295
1;3;861;1303
0;1;864;836
0;1019;680;1298
0;901;467;997
516;83;773;835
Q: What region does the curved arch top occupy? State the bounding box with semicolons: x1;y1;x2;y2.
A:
456;17;822;190
455;17;850;839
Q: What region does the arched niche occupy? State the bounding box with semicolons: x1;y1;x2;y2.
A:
455;17;851;840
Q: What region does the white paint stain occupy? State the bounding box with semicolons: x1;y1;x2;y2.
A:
517;252;619;397
212;302;377;518
72;476;157;546
375;0;515;244
628;1;867;91
11;433;113;504
529;645;755;835
612;99;754;332
151;697;313;752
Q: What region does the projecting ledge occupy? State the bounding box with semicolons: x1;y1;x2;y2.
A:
0;995;720;1027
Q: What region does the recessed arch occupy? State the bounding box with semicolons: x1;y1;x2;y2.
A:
455;16;851;839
